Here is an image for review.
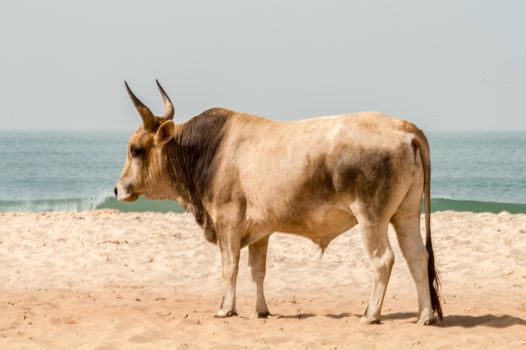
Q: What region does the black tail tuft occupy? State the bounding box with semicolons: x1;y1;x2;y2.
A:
426;238;443;321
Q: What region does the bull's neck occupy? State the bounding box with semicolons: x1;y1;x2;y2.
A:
162;108;232;227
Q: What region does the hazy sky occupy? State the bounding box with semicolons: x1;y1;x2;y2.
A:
1;1;525;131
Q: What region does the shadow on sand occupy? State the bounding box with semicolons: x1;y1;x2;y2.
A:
275;313;317;320
384;312;526;328
271;310;526;328
276;312;357;320
325;312;354;319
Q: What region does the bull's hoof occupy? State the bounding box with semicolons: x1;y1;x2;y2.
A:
417;308;437;326
360;315;381;325
417;315;438;326
255;311;271;319
214;309;238;318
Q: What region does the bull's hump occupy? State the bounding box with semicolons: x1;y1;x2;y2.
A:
199;107;234;117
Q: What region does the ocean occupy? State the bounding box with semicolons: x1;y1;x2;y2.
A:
0;131;525;213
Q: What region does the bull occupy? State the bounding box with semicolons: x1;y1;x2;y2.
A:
114;81;442;325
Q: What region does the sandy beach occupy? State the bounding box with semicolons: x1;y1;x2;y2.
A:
0;210;525;349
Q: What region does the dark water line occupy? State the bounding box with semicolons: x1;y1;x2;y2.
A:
105;197;526;214
96;197;185;213
426;198;526;214
1;197;525;214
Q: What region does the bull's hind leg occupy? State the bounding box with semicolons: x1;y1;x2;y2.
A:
358;220;394;324
391;212;435;325
249;235;270;318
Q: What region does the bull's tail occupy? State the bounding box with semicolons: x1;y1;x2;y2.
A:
412;131;443;321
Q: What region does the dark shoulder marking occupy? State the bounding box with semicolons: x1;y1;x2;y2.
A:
163;107;234;240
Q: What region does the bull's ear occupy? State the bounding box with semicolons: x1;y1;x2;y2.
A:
154;120;175;147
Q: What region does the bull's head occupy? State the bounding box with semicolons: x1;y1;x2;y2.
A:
114;80;176;202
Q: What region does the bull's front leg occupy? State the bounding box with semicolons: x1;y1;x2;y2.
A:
249;235;270;318
215;230;241;318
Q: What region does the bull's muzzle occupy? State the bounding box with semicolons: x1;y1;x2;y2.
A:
114;182;139;202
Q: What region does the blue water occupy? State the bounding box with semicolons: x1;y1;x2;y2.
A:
430;132;526;204
0;131;127;211
0;131;525;213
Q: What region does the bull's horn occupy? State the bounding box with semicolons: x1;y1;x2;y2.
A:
124;81;156;130
155;79;174;120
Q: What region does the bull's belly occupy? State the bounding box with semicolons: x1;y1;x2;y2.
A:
273;205;358;249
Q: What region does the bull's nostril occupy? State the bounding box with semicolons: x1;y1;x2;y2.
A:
114;187;118;197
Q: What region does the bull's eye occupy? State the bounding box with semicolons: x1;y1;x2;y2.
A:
130;144;145;158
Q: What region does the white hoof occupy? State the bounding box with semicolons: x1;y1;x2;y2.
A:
215;309;237;318
360;315;381;324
